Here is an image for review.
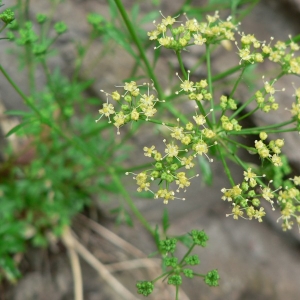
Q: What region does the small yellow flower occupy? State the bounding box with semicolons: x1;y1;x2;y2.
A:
181;156;195;169
193;140;208;155
143;146;156;157
193;114;206;126
165;142;179;158
131;109;139;121
111;91;121;101
193;34;206;45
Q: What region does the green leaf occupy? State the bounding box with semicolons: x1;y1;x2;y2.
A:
140;11;160;24
4;110;31;116
198;156;213;185
0;256;21;283
208;0;230;4
106;27;138;60
153;225;160;248
134;190;153;198
176;234;193;248
124;210;134;227
5;119;36;137
130;3;139;24
162;208;170;234
107;0;117;20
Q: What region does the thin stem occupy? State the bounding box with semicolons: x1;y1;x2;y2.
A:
221;136;254;152
179;244;196;265
206;44;215;124
229;67;246;99
217;144;235;186
123;162;154;173
212;64;242;82
0;23;7;33
163;102;190;124
140;117;177;127
235;0;259;23
0;65;41;117
229;127;298;135
72;35;96;82
236;107;259;121
228;118;296;135
25;44;35;94
152;271;173;283
193;273;205;278
109;167;155;236
114;0;163;99
176;51;187;79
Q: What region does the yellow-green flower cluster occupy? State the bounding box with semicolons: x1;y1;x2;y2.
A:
126;115;217;203
220;115;242;131
222;168;300;231
236;33;265;64
220;95;237;110
254;133;284;166
127;149;196;204
254;79;283;112
264;36;300;74
175;74;212;101
276;176;300;231
96;81;162;134
289;86;300;128
148;11;237;52
221;168;269;221
236;33;300;74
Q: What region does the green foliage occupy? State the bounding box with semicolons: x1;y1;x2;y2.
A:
0;0;130;283
0;8;14;24
136;280;154;296
204;269;220;287
137;230;219;297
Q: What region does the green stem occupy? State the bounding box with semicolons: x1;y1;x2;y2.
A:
236;107;259;121
176;51;187;79
179;244;196;265
0;65;40;116
217;144;235;186
123;162;154;173
212;64;242;82
0;23;7;33
163;102;190;124
109;167;155;236
114;0;163;99
72;35;96;82
193;273;205;278
228;119;296;135
230;127;298;135
229;67;246;99
25;44;35;94
235;0;259;23
221;136;254;152
206;44;215;124
140;116;177;127
152;271;173;283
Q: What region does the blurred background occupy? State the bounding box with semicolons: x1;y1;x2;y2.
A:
0;0;300;299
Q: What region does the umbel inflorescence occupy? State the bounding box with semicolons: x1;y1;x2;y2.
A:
97;11;300;231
